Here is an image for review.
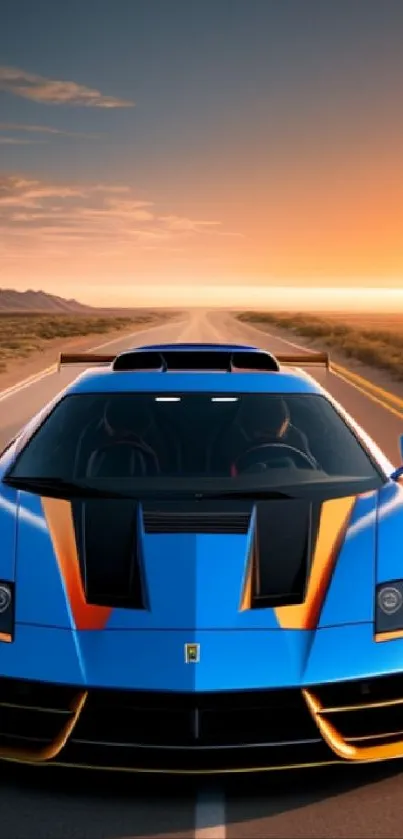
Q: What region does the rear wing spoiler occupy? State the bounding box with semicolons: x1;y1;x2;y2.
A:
58;353;115;371
58;349;330;371
276;352;329;368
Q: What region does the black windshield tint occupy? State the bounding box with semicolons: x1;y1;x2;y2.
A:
7;392;382;489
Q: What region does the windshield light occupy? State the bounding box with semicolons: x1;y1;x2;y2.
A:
211;397;239;402
155;397;181;402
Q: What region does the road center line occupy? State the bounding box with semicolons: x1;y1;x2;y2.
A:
195;788;226;839
330;367;403;420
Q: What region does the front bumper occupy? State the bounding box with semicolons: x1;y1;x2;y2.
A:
2;620;403;773
2;673;403;774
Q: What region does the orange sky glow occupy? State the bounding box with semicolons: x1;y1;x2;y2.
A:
2;2;403;311
2;164;403;311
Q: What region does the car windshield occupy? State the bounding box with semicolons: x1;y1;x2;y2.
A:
6;391;383;494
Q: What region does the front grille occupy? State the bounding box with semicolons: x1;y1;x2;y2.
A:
6;675;403;772
313;674;403;748
142;512;251;534
0;678;79;753
73;688;318;747
63;687;332;771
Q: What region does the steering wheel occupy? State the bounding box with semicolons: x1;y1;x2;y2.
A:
233;442;317;474
86;439;159;477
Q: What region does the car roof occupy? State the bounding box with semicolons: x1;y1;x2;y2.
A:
66;370;322;396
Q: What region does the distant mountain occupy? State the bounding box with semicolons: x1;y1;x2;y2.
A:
0;289;93;312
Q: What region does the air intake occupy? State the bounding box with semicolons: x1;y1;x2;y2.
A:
143;511;251;534
142;501;252;534
112;348;280;372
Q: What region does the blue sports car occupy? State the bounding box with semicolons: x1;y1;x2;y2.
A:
0;341;403;774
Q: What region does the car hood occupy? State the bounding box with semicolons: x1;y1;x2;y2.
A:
0;480;402;690
11;482;389;631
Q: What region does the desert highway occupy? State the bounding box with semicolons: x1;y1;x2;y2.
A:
1;308;403;839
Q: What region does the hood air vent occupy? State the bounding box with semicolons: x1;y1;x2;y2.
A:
142;502;251;534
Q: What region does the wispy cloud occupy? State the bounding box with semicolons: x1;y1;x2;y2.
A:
0;176;85;207
90;185;131;193
0;122;98;139
0;137;47;145
159;214;242;237
0;66;134;108
160;215;221;232
0;174;235;261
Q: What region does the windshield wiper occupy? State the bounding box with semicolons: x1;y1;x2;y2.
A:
3;475;125;498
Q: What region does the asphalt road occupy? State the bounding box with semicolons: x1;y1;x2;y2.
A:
1;308;403;839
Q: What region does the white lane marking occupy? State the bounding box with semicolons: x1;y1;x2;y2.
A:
0;364;58;404
195;788;226;839
0;317;186;404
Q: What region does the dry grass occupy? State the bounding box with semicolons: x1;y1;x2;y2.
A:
237;311;403;380
302;312;403;332
0;311;165;372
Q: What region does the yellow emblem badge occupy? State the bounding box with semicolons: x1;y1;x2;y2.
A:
185;643;200;663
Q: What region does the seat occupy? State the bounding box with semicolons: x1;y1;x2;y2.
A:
86;440;160;478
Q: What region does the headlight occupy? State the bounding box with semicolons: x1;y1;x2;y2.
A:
376;581;403;633
0;582;14;641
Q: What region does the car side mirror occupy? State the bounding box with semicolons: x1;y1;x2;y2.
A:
390;434;403;481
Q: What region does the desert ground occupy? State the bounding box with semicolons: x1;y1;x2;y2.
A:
0;309;179;390
237;310;403;382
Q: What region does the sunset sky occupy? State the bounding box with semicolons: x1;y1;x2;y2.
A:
1;0;403;308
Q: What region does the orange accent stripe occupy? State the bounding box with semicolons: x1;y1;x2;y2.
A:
0;691;87;763
239;545;254;611
320;696;403;713
375;629;403;643
304;689;403;762
0;632;12;643
41;497;112;630
275;496;357;630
